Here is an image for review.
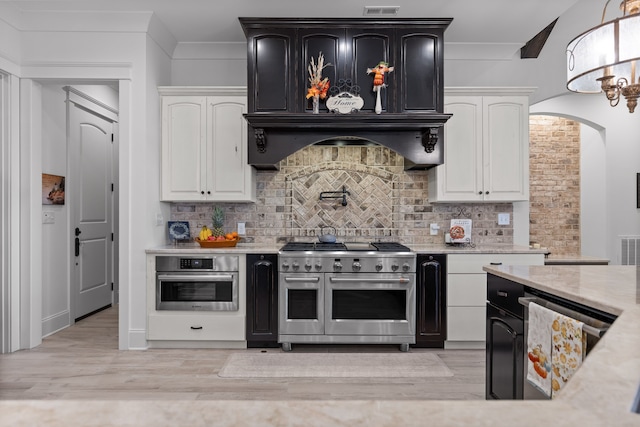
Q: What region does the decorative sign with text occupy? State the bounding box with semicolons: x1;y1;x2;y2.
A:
326;92;365;114
449;219;472;244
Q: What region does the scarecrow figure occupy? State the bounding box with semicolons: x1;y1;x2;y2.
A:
367;61;394;114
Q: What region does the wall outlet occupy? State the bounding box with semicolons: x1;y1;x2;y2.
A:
498;213;510;225
429;223;440;235
237;222;246;235
155;213;164;226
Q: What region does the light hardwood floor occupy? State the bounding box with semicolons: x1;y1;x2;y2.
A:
0;306;486;401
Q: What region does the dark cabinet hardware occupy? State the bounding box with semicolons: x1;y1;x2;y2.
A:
190;326;203;330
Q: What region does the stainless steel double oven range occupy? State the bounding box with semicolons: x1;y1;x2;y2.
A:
278;242;416;351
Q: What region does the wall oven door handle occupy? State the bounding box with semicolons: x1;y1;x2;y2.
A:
329;277;411;284
518;296;610;338
157;274;233;282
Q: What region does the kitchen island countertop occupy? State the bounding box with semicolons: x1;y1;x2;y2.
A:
3;265;639;426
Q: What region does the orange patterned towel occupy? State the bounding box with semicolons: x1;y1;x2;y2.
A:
526;302;554;397
550;312;586;397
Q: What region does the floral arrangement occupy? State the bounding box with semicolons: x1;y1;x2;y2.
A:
306;52;331;100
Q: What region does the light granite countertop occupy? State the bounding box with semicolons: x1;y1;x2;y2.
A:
3;265;639;426
544;254;610;265
146;242;547;255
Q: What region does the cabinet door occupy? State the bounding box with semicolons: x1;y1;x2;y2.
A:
246;30;295;113
246;254;279;347
299;29;344;113
348;28;393;113
432;97;484;202
486;303;524;399
396;29;441;112
483;96;529;201
415;254;447;347
161;96;207;201
207;96;255;201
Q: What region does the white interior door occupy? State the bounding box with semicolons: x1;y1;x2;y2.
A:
68;100;114;321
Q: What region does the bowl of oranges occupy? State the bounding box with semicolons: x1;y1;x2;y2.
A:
195;227;241;248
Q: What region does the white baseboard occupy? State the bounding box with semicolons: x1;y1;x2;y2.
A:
444;341;485;350
42;310;70;338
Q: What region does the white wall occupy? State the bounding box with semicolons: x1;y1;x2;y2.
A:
171;42;246;86
40;85;70;336
580;123;607;259
531;94;640;263
5;24;173;349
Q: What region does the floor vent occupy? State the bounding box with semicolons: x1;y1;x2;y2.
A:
363;6;400;16
620;236;640;265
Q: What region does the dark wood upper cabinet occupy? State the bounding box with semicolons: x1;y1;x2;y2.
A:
397;30;439;112
239;18;452;170
245;29;295;113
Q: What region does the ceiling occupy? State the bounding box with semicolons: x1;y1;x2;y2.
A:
3;0;582;58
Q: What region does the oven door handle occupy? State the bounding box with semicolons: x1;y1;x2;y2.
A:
283;277;320;283
157;274;233;282
329;277;411;284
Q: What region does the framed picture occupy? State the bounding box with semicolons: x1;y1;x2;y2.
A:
168;221;191;242
42;174;65;205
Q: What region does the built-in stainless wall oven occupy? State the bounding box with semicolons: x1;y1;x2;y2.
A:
156;256;239;311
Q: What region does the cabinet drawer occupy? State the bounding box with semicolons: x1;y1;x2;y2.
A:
487;274;525;318
148;314;245;341
447;306;486;341
448;254;544;274
448;275;486;306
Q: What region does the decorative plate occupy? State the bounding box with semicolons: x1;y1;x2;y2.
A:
168;221;190;240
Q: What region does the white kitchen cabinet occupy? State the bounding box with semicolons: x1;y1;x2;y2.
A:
159;87;256;202
428;88;534;202
446;253;544;349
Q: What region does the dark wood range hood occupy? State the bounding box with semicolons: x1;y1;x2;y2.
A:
240;18;453;170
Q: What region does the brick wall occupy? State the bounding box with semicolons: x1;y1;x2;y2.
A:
529;115;581;255
171;145;514;246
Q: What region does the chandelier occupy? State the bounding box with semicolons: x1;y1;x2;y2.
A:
567;0;640;113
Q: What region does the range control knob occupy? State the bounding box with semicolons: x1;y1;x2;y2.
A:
333;261;343;272
391;263;399;272
281;262;290;271
352;261;362;272
292;261;300;271
315;262;323;271
402;262;411;272
375;262;383;272
305;262;312;271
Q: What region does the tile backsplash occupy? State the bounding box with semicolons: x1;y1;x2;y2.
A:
170;145;514;246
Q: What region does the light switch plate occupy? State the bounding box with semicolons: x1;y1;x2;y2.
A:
42;211;55;224
237;222;246;235
498;213;510;225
